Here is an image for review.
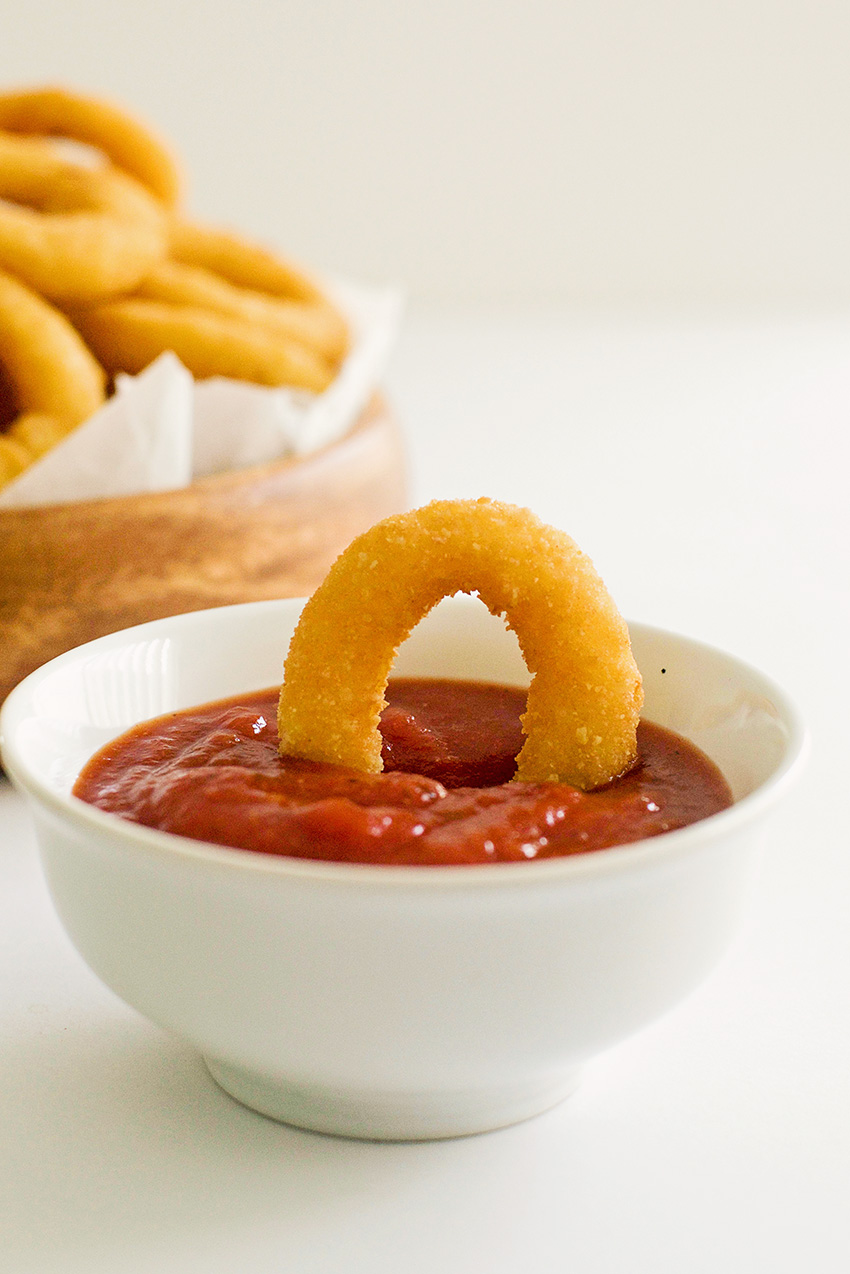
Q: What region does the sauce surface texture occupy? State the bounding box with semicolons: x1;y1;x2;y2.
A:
74;679;732;866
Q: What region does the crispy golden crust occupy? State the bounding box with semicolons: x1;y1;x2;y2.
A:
0;266;106;420
0;267;106;488
169;219;326;305
70;297;335;391
134;259;349;364
0;267;105;418
278;498;643;790
168;220;350;365
0;132;167;303
0;85;182;207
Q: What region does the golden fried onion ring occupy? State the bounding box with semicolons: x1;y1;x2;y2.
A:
278;499;644;790
170;219;328;306
134;259;348;364
0;85;181;207
70;297;335;392
169;220;350;364
0;267;106;485
0;132;166;303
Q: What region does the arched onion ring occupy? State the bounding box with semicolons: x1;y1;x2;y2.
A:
134;259;349;364
278;499;644;790
70;297;335;392
0;85;181;207
0;132;166;303
0;267;106;486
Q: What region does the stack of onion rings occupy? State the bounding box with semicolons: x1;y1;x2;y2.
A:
278;499;644;791
0;83;350;490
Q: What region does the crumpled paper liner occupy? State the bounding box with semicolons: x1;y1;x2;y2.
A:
0;279;402;509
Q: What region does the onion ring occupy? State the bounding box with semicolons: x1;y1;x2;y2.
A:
0;267;106;487
0;132;166;303
0;85;181;207
134;259;349;364
70;297;335;391
278;499;644;790
170;219;326;305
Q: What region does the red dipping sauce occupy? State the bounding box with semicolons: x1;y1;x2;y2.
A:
74;679;732;867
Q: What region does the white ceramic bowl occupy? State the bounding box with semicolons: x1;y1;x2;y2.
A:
0;596;807;1140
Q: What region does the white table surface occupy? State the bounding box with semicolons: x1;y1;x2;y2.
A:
2;305;848;1273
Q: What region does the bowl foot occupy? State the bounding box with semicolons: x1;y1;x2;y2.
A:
203;1056;582;1141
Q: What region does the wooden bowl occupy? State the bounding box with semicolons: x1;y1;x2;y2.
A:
0;395;406;706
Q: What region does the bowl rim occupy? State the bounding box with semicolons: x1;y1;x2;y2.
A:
0;598;810;890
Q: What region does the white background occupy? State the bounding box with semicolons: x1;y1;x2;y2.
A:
1;5;849;1272
3;0;850;304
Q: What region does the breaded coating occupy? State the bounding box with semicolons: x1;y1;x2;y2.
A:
278;498;643;790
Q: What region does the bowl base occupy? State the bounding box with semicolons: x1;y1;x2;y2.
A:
203;1056;582;1141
